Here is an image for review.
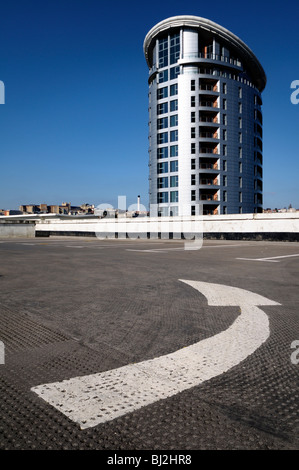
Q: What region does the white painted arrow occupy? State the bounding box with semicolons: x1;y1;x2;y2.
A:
31;281;280;429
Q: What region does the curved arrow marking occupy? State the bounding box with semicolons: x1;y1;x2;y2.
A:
31;281;280;429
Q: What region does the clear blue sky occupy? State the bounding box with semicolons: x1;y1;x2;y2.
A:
0;0;298;210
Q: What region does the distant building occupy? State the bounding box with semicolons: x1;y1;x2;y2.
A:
144;15;266;216
19;202;95;215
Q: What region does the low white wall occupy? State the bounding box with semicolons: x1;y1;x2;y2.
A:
202;213;299;234
34;213;299;240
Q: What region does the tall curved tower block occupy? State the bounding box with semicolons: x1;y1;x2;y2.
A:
144;16;266;216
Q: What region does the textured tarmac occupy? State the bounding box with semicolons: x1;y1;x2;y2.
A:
0;237;298;451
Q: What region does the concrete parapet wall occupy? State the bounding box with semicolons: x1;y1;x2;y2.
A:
35;213;299;241
0;222;35;238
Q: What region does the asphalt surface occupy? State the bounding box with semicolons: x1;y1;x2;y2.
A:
0;237;298;451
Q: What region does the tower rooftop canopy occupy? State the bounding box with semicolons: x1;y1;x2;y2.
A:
144;15;266;92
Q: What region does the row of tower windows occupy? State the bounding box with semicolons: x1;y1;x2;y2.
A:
156;172;262;192
157;191;179;204
157;115;178;129
156;98;246;115
155;138;259;154
157;166;243;187
190;190;245;203
157;130;178;144
150;59;261;93
157;176;179;188
158;33;180;68
157;111;229;126
155;144;244;159
156;190;262;205
157;161;178;173
157;84;178;99
157;100;178;114
156;157;247;173
158;67;180;83
156;192;262;208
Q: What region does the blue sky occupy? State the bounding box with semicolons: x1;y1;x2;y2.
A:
0;0;298;210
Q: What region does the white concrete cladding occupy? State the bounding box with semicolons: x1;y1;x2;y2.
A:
178;70;196;214
183;29;198;58
144;15;266;216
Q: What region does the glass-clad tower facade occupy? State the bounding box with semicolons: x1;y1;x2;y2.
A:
143;16;266;216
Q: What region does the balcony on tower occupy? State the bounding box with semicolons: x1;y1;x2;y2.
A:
202;205;220;215
199;78;219;93
199;143;219;156
198;95;219;110
199;110;219;125
198;173;220;187
199;126;219;141
200;189;220;202
199;185;220;215
256;151;263;166
199;158;219;171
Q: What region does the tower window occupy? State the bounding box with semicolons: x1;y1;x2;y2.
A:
170;33;180;65
170;83;178;96
170;191;179;203
158;37;168;68
170;145;178;157
170;175;178;187
170;66;180;80
157;117;168;130
157;192;168;203
157;102;168;115
170;115;178;127
157;87;168;100
158;69;168;83
157;177;168;189
157;147;168;159
157;162;168;174
170;130;178;142
170;160;178;172
157;132;168;144
170;100;178;111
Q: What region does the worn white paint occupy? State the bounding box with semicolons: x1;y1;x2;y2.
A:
31;281;280;429
237;254;299;262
